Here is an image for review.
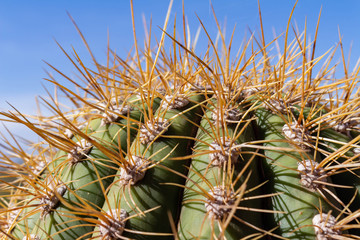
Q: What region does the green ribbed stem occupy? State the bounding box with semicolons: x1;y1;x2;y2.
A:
256;107;337;239
295;106;360;236
11;96;160;240
178;103;263;239
93;94;204;240
318;127;360;236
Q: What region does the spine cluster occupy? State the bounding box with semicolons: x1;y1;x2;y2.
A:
1;6;360;240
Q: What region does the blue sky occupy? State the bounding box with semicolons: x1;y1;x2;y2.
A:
0;0;360;142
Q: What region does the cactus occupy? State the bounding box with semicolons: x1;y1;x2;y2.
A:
2;3;360;240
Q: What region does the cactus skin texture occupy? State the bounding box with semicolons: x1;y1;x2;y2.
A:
2;3;360;240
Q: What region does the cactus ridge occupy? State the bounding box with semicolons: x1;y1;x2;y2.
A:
2;3;360;240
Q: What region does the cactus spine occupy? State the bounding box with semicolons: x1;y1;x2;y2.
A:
1;3;360;240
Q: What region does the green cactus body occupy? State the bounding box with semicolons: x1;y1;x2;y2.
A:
3;5;360;240
294;105;360;235
11;96;160;240
256;107;338;239
9;122;99;240
317;127;360;236
38;124;137;239
177;101;263;240
92;94;204;239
